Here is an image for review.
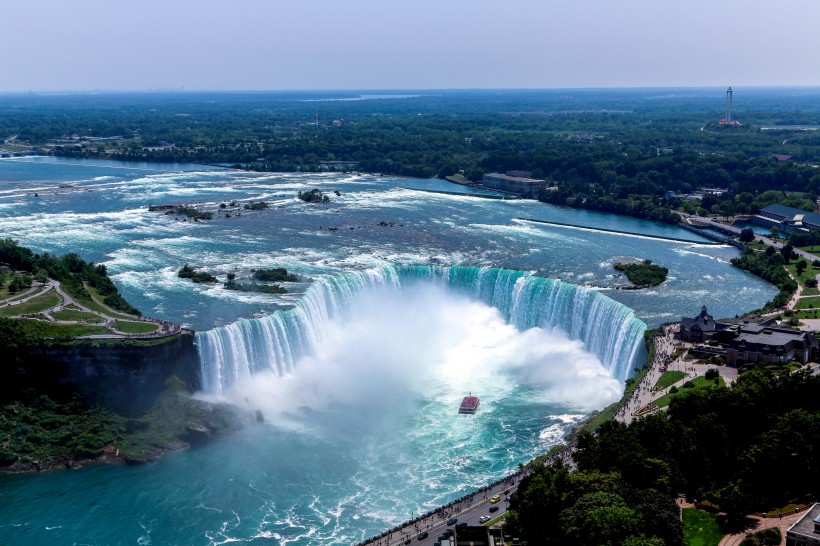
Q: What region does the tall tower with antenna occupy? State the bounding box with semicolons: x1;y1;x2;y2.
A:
719;86;740;126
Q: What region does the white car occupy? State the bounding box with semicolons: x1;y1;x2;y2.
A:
479;515;491;523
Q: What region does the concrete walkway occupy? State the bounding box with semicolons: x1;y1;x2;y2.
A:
0;278;180;339
615;326;737;425
717;509;804;546
0;279;55;308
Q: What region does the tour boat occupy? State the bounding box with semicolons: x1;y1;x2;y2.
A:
458;393;479;414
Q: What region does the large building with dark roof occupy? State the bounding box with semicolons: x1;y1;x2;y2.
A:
752;204;820;234
680;306;728;342
679;306;818;366
725;325;818;365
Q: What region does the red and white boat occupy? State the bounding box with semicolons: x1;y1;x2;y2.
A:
458;393;480;414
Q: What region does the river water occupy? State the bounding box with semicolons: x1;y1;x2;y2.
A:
0;157;774;545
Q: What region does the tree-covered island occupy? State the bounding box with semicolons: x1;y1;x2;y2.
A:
614;260;669;288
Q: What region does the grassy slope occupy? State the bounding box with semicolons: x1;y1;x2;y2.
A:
654;376;726;408
0;291;60;317
682;508;723;546
113;320;158;334
51;309;104;322
655;370;686;389
15;318;109;338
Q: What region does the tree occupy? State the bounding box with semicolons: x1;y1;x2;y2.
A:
796;260;808;275
559;491;640;546
506;461;570;544
738;228;755;243
770;226;779;240
765;245;776;256
781;244;794;263
34;268;49;283
8;274;32;293
622;537;664;546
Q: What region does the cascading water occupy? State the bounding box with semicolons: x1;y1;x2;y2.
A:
196;266;647;397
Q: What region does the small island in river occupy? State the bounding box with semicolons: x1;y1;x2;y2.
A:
614;259;668;289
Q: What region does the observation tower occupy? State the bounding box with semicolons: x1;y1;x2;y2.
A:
719;86;741;126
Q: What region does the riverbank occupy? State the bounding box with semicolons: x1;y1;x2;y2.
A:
0;380;244;474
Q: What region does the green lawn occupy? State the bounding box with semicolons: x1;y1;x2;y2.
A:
0;291;60;317
683;508;724;546
798;245;820;254
784;262;818;288
795;296;820;310
51;309;104;322
654;375;725;408
85;284;139;319
16;319;110;338
794;308;820;319
65;283;135;320
745;241;769;251
802;287;820;296
113;320;158;334
655;370;686;389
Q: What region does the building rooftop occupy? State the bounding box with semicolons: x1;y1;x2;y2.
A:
681;305;720;332
484;173;545;184
787;503;820;543
760;204;820;228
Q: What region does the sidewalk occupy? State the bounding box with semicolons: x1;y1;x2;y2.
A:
616;327;737;425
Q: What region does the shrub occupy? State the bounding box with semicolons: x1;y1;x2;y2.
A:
740;527;782;546
705;368;719;380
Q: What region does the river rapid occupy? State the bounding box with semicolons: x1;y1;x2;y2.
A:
0;157;774;545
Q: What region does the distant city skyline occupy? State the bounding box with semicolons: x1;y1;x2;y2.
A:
2;0;819;92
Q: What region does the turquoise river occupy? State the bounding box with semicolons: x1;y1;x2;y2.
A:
0;157;775;545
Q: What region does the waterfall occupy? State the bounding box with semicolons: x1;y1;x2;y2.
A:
196;266;647;397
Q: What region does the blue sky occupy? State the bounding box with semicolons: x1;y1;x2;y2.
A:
2;0;819;91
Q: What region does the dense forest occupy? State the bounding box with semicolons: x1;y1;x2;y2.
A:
2;89;820;224
506;368;820;545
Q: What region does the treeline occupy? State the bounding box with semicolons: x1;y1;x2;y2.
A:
506;461;682;546
507;368;820;544
730;247;796;310
6;91;820;225
576;369;820;522
539;190;680;224
0;239;139;316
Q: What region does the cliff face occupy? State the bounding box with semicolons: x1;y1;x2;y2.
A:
11;332;202;415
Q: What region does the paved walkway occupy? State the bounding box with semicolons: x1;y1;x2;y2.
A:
0;279;55;308
717;509;804;546
0;279;180;339
615;326;737;425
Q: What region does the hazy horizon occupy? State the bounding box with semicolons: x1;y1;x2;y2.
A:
2;0;819;92
3;85;820;95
